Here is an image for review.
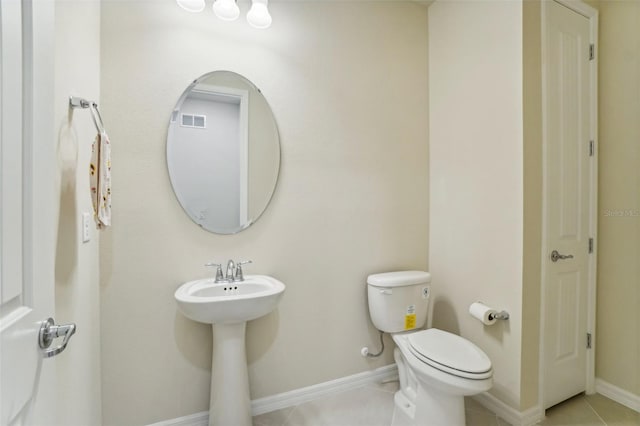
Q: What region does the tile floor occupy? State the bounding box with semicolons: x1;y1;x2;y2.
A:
252;381;640;426
539;393;640;426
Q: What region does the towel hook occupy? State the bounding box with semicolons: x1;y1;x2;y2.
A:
69;96;105;134
88;104;104;134
69;96;91;109
92;102;105;130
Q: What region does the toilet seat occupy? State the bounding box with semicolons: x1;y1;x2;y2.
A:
407;329;493;380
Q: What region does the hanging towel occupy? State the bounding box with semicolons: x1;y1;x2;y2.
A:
90;131;112;228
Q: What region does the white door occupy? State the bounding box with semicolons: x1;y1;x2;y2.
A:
0;1;61;424
542;0;594;409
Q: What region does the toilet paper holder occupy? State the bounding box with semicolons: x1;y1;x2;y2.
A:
489;311;510;321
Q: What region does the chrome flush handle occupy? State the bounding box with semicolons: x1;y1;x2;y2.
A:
550;250;574;262
38;318;77;358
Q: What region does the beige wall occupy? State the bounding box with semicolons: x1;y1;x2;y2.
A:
53;1;102;425
428;0;525;410
521;0;543;411
99;1;429;424
596;0;640;397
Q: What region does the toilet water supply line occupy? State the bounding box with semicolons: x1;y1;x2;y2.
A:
361;331;385;358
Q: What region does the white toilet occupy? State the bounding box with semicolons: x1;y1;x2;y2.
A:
367;271;493;426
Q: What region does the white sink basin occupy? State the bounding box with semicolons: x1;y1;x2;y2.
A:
175;275;285;324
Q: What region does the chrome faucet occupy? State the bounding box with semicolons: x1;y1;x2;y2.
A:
205;259;252;283
234;260;252;281
205;263;225;282
226;259;236;281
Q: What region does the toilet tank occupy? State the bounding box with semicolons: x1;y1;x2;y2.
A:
367;271;431;333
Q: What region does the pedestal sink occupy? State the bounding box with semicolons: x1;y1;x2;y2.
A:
175;275;285;426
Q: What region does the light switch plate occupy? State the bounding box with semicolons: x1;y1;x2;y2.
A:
82;212;91;243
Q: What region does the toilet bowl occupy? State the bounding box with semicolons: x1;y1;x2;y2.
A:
366;271;493;426
390;329;492;426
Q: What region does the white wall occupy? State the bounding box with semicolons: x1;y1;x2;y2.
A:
428;0;524;409
53;1;102;425
99;1;429;424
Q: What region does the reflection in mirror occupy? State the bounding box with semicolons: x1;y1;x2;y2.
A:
167;71;280;234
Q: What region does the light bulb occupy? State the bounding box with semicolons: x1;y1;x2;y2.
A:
213;0;240;21
176;0;205;13
247;0;272;29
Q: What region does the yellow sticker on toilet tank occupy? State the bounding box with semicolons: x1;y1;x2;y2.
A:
405;314;416;330
405;305;416;330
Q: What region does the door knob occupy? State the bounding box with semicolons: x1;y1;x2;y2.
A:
38;318;76;358
550;250;574;262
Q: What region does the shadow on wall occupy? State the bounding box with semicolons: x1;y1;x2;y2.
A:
485;314;509;343
55;113;78;284
431;297;460;335
174;311;215;371
431;297;509;344
246;310;280;364
172;308;282;369
361;279;397;363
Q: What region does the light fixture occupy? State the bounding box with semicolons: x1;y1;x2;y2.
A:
177;0;271;29
247;0;272;29
176;0;205;13
212;0;240;21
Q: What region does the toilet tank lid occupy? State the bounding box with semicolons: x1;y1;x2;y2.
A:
367;271;431;287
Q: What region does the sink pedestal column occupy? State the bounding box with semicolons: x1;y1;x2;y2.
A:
210;322;252;426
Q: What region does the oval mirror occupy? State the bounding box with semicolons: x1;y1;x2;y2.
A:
167;71;280;234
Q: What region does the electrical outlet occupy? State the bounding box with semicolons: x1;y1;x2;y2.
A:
82;212;91;243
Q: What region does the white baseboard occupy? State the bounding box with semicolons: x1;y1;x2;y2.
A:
595;378;640;413
148;412;208;426
148;364;399;426
472;392;544;426
252;363;399;415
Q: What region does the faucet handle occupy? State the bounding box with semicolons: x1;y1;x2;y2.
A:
234;260;252;281
205;263;224;282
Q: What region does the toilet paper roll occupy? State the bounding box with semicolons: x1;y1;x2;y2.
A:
469;302;498;325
